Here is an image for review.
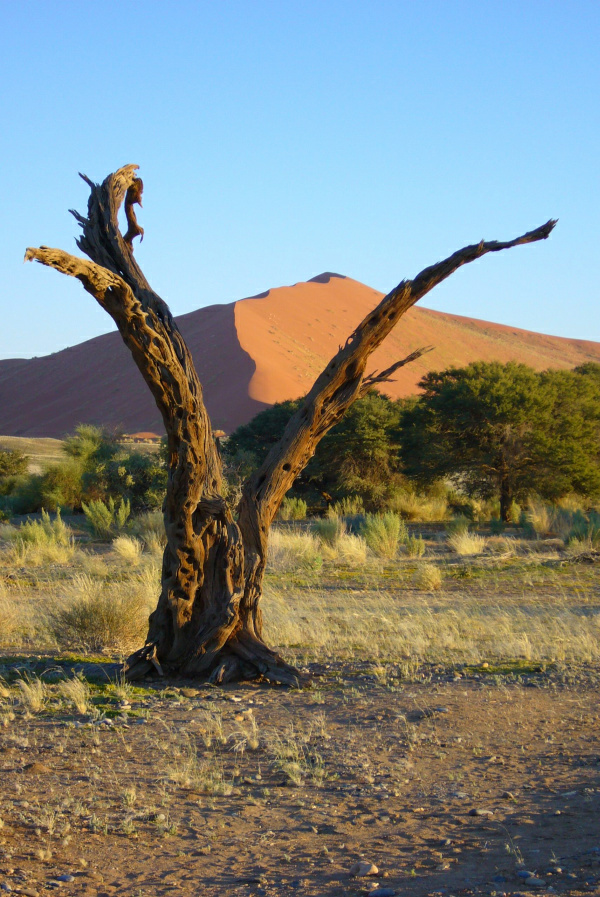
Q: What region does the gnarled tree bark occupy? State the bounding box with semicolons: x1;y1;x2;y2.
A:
26;165;556;685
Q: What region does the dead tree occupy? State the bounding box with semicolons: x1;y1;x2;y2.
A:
25;165;556;685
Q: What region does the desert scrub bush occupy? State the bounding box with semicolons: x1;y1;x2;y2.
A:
330;495;364;517
445;514;471;536
388;487;448;522
18;509;72;546
50;572;153;653
267;527;323;574
413;562;443;591
447;531;486;556
361;512;406;558
82;497;131;539
113;535;144;565
566;509;600;549
312;512;346;545
405;534;426;558
278;497;308;521
8;509;75;565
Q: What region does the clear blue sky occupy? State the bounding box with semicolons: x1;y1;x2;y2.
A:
1;1;598;359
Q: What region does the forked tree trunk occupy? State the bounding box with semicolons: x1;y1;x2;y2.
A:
26;165;556;685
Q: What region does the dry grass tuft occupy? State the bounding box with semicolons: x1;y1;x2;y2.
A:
50;572;154;653
412;562;444;591
58;675;91;714
113;535;144;565
448;531;486;556
267;527;323;573
15;676;47;713
321;533;368;566
0;582;20;646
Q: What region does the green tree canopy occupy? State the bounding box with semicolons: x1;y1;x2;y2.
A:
400;361;600;521
226;392;406;510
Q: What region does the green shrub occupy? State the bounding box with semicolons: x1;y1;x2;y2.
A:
312;513;345;545
0;449;28;478
405;534;426;557
330;495;364;517
7;509;75;565
446;515;471;536
38;458;84;512
566;509;600;548
18;509;72;547
361;512;406;558
82;497;131;539
278;497;308;521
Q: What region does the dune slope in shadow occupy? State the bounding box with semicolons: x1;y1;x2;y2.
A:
1;274;599;438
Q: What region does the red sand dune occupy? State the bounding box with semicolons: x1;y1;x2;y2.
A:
1;273;599;438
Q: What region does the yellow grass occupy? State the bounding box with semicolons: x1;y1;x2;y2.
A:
0;435;65;473
263;578;600;666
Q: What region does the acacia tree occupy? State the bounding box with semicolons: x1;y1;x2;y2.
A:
26;164;555;685
400;361;600;521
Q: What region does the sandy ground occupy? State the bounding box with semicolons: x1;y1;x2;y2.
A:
0;660;599;897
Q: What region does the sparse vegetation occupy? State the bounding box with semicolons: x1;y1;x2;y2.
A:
278;497;308;521
361;512;406;558
83;496;131;539
447;531;486;556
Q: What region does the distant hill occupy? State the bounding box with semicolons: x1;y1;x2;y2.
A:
2;273;599;438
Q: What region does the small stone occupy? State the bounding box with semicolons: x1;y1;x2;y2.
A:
55;876;74;884
350;861;379;877
501;790;516;800
17;890;39;897
433;706;450;713
525;876;546;888
368;889;396;897
517;869;536;879
0;885;12;893
468;808;494;816
452;791;469;799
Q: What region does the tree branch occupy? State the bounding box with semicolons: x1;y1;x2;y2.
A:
26;165;221;489
360;346;433;397
239;219;557;535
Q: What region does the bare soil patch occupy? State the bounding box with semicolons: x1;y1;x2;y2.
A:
1;659;599;897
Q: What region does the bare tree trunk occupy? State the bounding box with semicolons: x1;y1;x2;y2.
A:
26;165;556;685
